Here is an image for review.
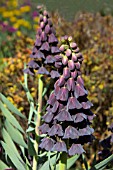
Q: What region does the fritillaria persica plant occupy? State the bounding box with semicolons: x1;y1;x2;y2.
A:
24;6;60;78
39;36;95;157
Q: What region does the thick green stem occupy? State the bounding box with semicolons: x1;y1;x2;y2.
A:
59;152;67;170
33;75;43;170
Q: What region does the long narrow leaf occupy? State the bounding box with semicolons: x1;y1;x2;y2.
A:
0;160;9;170
90;154;113;170
1;128;25;165
0;100;24;133
4;119;27;148
39;153;60;170
56;154;80;170
67;154;80;169
0;93;25;118
1;142;26;170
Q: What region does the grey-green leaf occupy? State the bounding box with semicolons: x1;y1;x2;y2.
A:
56;154;80;170
1;142;26;170
0;160;9;170
4;119;27;148
39;153;60;170
90;154;113;170
0;93;25;118
0;100;24;133
67;154;80;169
1;128;25;164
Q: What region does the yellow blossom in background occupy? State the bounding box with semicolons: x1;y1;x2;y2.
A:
10;16;17;22
7;97;14;104
13;22;19;29
20;5;31;13
13;9;21;16
6;0;18;8
33;17;39;22
2;11;14;18
99;84;104;90
18;107;24;112
16;31;22;37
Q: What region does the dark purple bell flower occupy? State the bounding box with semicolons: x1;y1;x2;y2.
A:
75;62;80;70
52;141;67;152
62;55;68;65
72;113;87;123
74;84;87;98
44;55;55;64
40;22;45;29
54;86;60;96
54;55;62;62
58;76;65;86
54;110;73;121
23;68;34;75
72;53;77;62
40;42;50;51
74;47;80;53
39;138;55;151
63;126;79;139
49;33;58;43
71;70;77;79
63;67;70;79
59;45;65;52
48;124;63;136
47;92;56;106
68;144;85;155
56;87;68;101
67;78;75;91
52;101;59;113
65;49;72;57
77;76;84;86
39;123;50;134
68;60;75;71
50;70;60;78
68;97;82;110
42;112;54;123
70;42;77;49
31;51;45;59
82;101;93;109
45;24;51;34
88;114;96;121
79;126;94;136
28;60;39;69
35;38;41;47
51;46;60;54
37;67;49;75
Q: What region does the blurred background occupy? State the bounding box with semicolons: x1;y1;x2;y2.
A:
0;0;113;168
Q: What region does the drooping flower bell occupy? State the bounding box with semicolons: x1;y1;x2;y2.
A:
24;6;60;77
39;36;95;155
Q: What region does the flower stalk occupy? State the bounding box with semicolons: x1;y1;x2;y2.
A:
33;75;43;170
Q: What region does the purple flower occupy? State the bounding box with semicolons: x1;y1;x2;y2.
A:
39;36;95;155
68;144;85;155
24;7;60;76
